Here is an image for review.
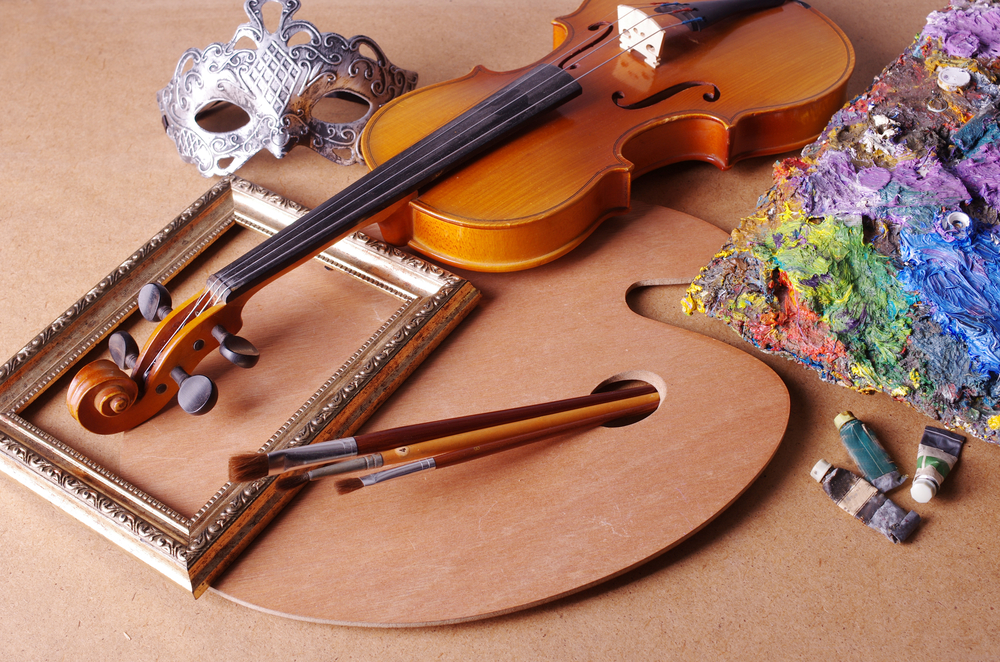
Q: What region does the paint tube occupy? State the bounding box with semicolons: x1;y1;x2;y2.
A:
810;459;920;543
910;426;966;503
833;412;906;492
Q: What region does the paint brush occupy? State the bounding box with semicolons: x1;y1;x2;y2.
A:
333;398;659;495
275;388;660;490
229;384;657;482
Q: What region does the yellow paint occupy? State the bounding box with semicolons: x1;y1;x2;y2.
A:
925;54;987;77
987;414;1000;431
682;283;705;315
849;361;879;389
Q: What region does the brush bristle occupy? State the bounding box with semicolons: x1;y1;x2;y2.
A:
334;477;365;495
275;472;310;491
228;453;270;482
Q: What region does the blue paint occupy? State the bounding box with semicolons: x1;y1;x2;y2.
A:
899;217;1000;375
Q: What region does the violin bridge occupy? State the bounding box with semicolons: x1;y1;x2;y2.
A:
617;5;666;69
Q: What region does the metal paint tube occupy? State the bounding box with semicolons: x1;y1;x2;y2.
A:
910;426;966;503
833;412;906;492
810;459;920;543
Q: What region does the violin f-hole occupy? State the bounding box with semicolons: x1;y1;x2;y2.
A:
558;22;616;70
612;81;721;110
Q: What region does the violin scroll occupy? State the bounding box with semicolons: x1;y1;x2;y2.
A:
67;359;140;420
67;283;256;434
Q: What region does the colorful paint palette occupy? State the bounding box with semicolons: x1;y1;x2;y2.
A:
685;1;1000;443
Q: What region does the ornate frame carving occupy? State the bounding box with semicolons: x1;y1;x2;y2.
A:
0;177;479;596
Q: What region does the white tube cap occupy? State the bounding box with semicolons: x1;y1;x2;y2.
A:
911;478;937;503
938;66;972;91
810;459;833;482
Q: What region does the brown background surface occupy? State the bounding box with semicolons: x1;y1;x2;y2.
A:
3;0;996;659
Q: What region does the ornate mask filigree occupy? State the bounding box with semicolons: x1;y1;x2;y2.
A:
157;0;418;176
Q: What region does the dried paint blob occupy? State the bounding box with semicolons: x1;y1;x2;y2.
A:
684;0;1000;444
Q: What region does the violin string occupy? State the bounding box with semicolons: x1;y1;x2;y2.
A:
140;8;696;382
138;263;237;381
216;16;694;291
559;6;648;72
138;288;216;380
153;13;692;364
216;10;691;293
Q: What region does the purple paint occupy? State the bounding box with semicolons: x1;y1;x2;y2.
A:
890;159;970;203
945;31;982;57
858;167;892;191
953;139;1000;208
924;6;1000;58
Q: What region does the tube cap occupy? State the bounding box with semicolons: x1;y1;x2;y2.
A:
810;459;833;482
910;478;937;503
833;411;856;430
938;66;971;91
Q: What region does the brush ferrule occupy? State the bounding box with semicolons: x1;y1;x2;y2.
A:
307;453;384;480
270;437;359;474
360;458;437;487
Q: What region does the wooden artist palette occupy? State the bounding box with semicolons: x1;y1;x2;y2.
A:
122;201;790;625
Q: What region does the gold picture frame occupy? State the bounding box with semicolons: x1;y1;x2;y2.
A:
0;176;479;596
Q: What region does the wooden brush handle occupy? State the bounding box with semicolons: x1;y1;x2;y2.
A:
434;399;660;469
380;391;660;465
355;384;656;454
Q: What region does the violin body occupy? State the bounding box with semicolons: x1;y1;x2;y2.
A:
362;0;853;271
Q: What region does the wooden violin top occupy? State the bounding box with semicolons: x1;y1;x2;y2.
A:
363;0;853;271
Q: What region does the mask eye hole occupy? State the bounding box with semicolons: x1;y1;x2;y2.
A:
311;90;372;125
195;101;252;133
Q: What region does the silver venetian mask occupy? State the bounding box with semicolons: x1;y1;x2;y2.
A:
157;0;418;176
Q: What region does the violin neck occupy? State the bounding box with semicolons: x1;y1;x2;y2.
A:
208;63;582;302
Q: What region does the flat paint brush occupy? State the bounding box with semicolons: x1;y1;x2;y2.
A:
275;388;660;490
229;383;657;482
334;398;659;495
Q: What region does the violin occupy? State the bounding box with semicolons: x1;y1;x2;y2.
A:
67;0;852;434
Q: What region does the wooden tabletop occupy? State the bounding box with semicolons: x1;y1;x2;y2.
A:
5;0;996;659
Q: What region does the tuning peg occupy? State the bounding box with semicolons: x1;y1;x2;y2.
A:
212;325;260;369
138;283;173;322
169;366;218;415
108;331;140;370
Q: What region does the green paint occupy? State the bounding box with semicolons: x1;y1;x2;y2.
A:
916;454;952;478
753;213;917;389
